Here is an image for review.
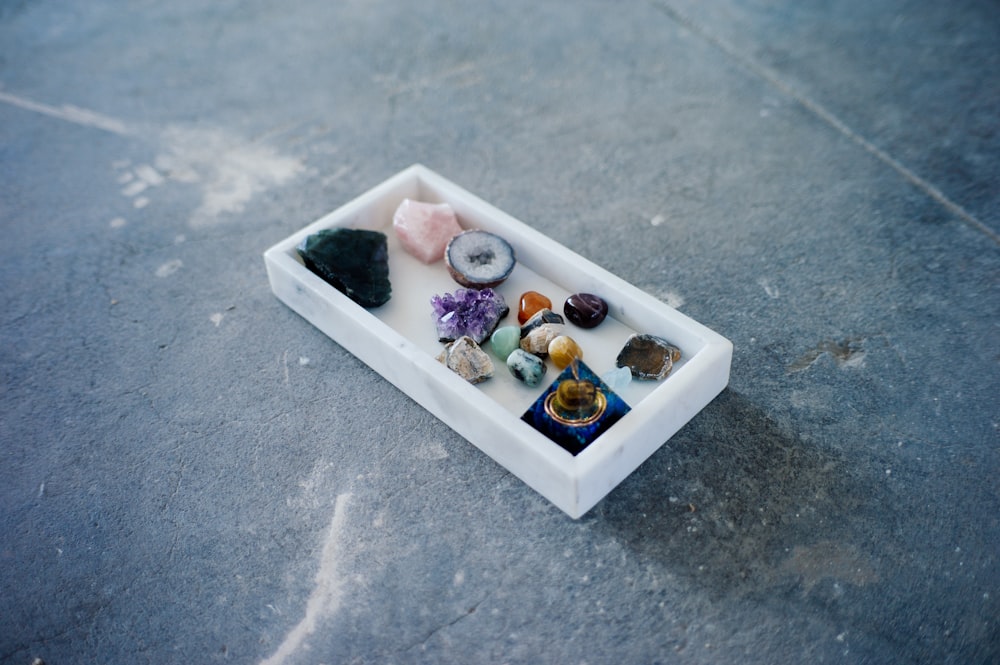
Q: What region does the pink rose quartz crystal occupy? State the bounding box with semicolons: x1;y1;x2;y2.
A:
392;199;463;263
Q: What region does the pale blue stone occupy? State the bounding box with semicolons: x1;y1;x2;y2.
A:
507;348;547;387
490;325;521;360
601;366;632;393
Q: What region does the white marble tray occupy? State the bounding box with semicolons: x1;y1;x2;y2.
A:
264;164;732;518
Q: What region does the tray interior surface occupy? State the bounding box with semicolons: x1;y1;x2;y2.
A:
276;172;705;420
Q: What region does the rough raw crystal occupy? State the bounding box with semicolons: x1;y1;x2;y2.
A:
518;291;552;324
616;334;682;380
437;336;494;384
520;323;564;356
392;199;463;264
601;366;632;393
520;308;564;338
431;288;509;344
507;348;547;387
490;325;521;361
297;228;391;307
548;335;583;369
563;293;608;328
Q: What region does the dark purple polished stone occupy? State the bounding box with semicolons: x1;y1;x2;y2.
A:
563;293;608;329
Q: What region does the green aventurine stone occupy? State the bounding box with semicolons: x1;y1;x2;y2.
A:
298;228;391;307
490;325;521;360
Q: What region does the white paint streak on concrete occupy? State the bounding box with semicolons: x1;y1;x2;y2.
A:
156;126;304;227
414;440;449;461
133;196;150;209
0;89;132;135
260;493;352;665
321;164;352;186
155;259;182;278
758;278;780;299
659;290;685;309
135;163;165;186
121;180;148;197
210;312;224;327
650;214;666;227
109;217;127;229
841;351;866;368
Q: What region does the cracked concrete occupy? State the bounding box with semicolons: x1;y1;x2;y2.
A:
1;0;998;663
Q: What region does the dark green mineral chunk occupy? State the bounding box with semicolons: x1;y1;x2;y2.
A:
297;228;391;307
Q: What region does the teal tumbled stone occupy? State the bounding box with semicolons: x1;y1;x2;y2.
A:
507;348;547;387
490;325;521;360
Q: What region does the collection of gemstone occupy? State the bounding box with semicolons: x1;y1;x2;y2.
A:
297;199;682;455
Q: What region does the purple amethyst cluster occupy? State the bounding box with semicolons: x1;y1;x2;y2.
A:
431;288;509;344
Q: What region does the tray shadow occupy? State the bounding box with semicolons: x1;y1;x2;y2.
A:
593;389;869;600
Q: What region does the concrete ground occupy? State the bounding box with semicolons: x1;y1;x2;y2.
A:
1;1;997;663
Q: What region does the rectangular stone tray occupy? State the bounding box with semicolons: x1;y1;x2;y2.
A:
264;164;732;518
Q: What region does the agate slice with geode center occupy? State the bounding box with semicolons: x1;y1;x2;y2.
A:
444;229;516;289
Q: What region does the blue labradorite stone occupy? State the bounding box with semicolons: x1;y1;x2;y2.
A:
521;361;631;455
507;349;547;387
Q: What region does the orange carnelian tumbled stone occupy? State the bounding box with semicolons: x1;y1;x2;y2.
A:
518;291;552;324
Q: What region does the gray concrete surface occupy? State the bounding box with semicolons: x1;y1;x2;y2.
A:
1;1;997;663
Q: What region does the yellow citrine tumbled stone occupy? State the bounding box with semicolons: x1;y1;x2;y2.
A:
548;335;583;369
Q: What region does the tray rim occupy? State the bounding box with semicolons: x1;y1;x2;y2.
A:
264;164;732;517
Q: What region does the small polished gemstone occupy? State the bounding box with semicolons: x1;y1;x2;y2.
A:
490;325;521;360
548;335;583;369
431;288;509;344
554;378;598;413
518;291;552;324
601;366;632;393
507;348;547;387
297;228;391;307
520;323;564;356
392;199;463;263
437;336;494;383
616;334;682;380
564;293;608;328
520;308;564;338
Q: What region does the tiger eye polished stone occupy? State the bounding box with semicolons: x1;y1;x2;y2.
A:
548;335;583;369
518;291;552;324
563;293;608;328
554;379;597;413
